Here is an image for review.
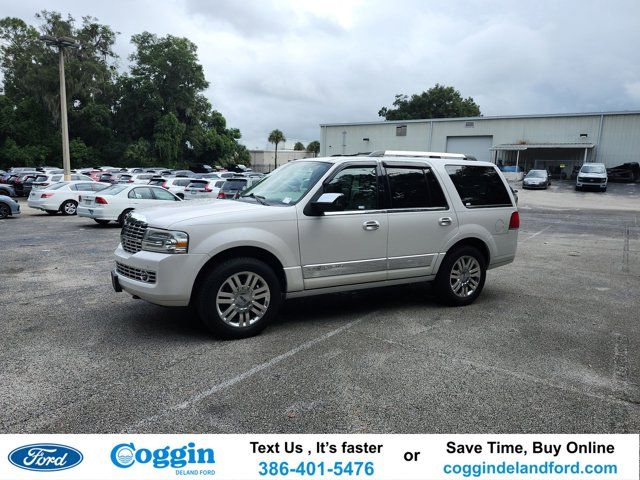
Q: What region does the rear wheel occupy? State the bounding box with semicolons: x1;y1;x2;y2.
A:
0;203;10;219
117;208;133;227
434;246;486;306
60;199;78;215
194;257;282;339
94;219;110;226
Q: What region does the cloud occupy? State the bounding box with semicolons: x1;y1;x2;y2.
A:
2;0;640;149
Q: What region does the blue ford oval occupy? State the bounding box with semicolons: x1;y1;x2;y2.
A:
8;444;83;471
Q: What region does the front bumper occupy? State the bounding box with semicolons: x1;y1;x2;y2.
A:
522;182;547;189
112;244;208;306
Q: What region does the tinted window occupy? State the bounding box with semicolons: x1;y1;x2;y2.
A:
214;180;225;188
129;187;154;199
152;188;178;201
173;179;190;187
52;175;62;182
387;167;448;209
445;165;512;208
35;175;48;182
73;183;95;191
324;165;378;211
222;179;247;191
148;179;164;186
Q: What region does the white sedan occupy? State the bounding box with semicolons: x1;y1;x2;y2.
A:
77;184;182;225
28;181;110;215
184;178;225;200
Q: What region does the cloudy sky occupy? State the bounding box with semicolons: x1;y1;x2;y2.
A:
4;0;640;149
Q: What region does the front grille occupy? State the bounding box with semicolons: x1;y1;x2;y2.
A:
578;177;603;183
121;218;148;254
115;261;156;284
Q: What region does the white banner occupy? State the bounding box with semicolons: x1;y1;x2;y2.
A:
0;434;637;480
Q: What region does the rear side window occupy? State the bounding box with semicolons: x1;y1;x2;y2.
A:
35;175;48;182
445;165;512;208
151;187;177;201
387;167;448;209
148;179;164;186
51;175;62;182
128;187;154;199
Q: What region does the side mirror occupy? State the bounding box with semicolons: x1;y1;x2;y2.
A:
312;192;345;213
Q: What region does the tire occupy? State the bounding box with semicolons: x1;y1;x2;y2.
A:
194;257;282;339
602;187;607;192
60;199;78;216
434;246;487;306
575;186;581;191
94;219;110;226
0;202;10;219
45;210;58;215
117;208;134;227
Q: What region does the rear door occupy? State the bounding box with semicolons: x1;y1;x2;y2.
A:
128;187;156;207
384;162;457;279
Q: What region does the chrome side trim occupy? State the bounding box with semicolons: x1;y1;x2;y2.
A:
387;254;434;270
387;207;449;213
287;274;436;298
323;209;387;216
303;258;387;278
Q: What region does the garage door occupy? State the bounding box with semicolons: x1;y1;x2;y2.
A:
446;136;493;162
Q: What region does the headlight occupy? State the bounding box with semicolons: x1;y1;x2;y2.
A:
141;228;189;254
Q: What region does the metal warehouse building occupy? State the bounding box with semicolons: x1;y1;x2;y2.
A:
320;111;640;177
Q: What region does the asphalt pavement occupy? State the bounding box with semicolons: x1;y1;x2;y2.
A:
1;182;638;433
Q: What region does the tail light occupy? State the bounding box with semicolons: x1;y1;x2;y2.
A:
95;196;108;205
128;179;134;183
509;211;520;230
41;193;53;198
217;191;225;199
204;185;212;192
162;182;168;189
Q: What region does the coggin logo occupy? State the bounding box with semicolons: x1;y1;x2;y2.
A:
8;444;83;472
111;442;215;469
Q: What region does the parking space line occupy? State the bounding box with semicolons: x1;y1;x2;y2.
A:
122;316;366;432
521;225;551;243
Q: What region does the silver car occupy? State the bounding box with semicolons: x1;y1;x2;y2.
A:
522;170;550;189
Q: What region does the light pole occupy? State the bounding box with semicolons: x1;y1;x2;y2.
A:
39;35;79;181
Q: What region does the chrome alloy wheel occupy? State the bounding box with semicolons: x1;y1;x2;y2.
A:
449;255;481;298
215;271;271;328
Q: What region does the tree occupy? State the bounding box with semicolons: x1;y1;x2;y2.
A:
268;129;285;168
306;140;320;157
378;84;481;120
153;113;185;166
293;141;305;151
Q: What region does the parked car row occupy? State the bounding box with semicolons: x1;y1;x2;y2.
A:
521;163;609;192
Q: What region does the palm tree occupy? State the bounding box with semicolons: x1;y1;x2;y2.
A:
306;140;320;157
268;129;286;168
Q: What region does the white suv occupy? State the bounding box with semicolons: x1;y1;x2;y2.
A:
112;151;519;338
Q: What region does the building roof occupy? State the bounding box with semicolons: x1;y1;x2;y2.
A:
491;143;595;151
320;110;640;127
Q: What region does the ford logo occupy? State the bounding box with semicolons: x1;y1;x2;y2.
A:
8;444;83;472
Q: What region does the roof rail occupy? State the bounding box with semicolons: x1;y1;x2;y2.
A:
369;150;470;159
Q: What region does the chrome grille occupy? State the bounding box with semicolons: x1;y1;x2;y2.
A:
121;218;147;254
115;262;156;284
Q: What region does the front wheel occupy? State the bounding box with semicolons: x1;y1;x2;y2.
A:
434;246;486;306
60;200;78;215
194;257;282;339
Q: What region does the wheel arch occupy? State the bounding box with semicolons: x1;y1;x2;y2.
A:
191;246;287;303
446;237;491;265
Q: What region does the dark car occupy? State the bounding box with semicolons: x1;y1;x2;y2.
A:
14;174;39;197
217;177;252;199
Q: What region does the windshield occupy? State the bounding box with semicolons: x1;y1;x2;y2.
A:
240;161;331;205
98;185;128;196
526;170;546;178
581;165;606;174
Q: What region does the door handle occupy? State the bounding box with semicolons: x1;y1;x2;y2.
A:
439;217;452;226
363;220;380;231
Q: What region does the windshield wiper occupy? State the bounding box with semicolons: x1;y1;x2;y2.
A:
242;193;269;205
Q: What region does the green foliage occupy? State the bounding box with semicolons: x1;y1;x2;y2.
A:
306;140;320;157
0;11;247;170
293;141;305;151
378;84;481;120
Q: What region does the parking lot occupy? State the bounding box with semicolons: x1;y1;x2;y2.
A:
1;181;639;434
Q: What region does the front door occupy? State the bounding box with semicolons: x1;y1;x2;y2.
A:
297;163;388;290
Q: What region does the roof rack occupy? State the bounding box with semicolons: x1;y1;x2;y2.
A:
369;150;471;159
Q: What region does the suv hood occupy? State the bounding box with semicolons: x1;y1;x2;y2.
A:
130;199;270;228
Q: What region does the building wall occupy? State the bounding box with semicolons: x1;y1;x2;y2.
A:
320;112;640;168
249;149;314;172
